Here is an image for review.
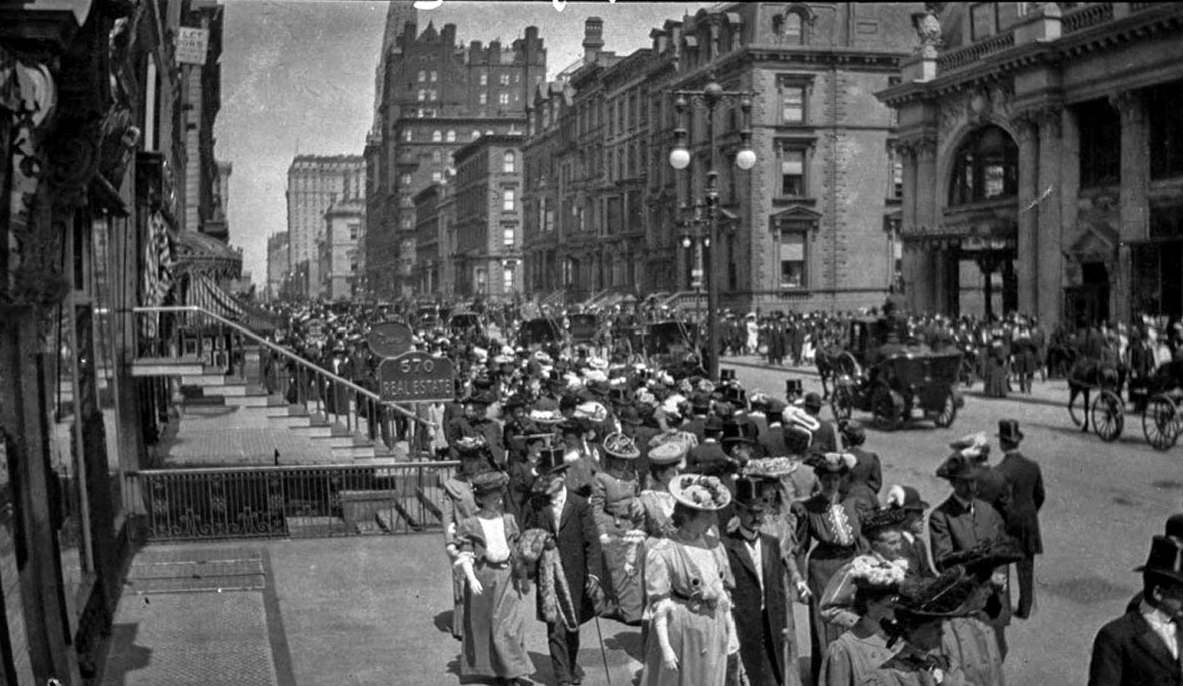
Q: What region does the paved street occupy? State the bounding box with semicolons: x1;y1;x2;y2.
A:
724;357;1183;685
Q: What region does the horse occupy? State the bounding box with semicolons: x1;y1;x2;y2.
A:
814;337;846;400
1067;357;1122;432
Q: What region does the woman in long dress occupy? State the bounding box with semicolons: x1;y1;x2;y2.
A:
639;442;684;540
440;438;488;640
590;432;646;625
793;451;866;683
819;555;905;686
641;474;738;686
454;470;533;685
864;571;974;686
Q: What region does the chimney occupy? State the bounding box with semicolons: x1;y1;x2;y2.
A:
583;17;604;63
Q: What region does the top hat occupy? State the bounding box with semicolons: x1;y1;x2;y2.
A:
719;369;737;382
886;484;930;513
721;420;758;445
733;477;768;511
534;447;570;478
1134;535;1183;585
464;390;497;407
936;454;980;481
839;419;866;445
1166;513;1183;540
703;415;725;434
669;474;732;511
997;419;1024;444
471;470;510;496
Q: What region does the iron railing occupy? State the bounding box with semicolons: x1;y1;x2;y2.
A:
131;461;459;541
134;305;436;454
1062;3;1114;33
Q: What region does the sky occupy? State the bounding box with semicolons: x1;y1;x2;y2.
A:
216;0;712;285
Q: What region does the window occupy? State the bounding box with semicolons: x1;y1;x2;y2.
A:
780;148;806;196
446;130;456;142
780;84;805;124
350;261;357;272
780;231;806;288
418;70;426;82
418;89;426;102
500;74;510;86
499;93;510;106
403;129;413;142
503;189;515;211
947;125;1018;205
400;173;412;186
472;130;481;140
774;11;805;44
971;3;998;41
479;93;487;105
503;224;515;246
432;130;442;142
429;90;437;101
348;223;359;240
503;151;516;173
430;70;438;82
400;216;412;230
474;267;487;294
480;73;488;86
432;171;441;182
503;263;515;293
889;147;904;199
1148;82;1183;180
432;150;442;163
1078;99;1120;187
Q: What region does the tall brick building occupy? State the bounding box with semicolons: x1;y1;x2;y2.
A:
880;3;1183;325
522;4;921;312
451;134;526;299
364;18;546;300
266;231;290;301
285;155;365;299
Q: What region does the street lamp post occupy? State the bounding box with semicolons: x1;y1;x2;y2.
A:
669;77;756;381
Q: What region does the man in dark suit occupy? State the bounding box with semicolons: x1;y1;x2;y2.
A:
758;400;789;457
525;450;605;686
994;419;1045;619
929;454;1012;657
686;416;731;477
1088;535;1183;686
801;393;838;453
724;478;788;686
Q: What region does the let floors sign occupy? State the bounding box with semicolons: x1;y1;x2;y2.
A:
368;322;455;403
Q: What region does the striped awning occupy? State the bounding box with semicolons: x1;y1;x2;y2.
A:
186;274;280;332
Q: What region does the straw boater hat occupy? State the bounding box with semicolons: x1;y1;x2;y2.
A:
602;433;641;460
648;441;687;467
669;474;732;511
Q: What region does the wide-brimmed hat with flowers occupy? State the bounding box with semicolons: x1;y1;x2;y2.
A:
805;451;857;474
669;474;732;511
848;554;909;590
602;432;641;460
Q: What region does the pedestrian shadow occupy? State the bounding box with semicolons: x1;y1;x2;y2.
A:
433;610;453;635
527;650;554;684
603;630;645;662
99;622;152;685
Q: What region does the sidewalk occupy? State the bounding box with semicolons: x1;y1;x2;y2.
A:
721;355;1074;410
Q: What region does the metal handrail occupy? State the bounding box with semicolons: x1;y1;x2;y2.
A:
133;305;432;426
129;460;461;477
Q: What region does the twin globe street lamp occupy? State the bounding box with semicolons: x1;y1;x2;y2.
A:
668;78;757;381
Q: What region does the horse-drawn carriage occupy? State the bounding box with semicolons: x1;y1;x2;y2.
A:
518;317;563;350
643;320;698;368
1071;357;1182;451
829;318;963;431
568;313;600;346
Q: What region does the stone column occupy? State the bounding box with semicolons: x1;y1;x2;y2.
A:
1112;90;1149;324
1036;106;1064;324
914;137;939;312
899;143;922;311
1014;114;1040;317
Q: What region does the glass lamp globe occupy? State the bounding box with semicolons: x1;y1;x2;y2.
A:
735;148;757;171
681;236;692;249
669;148;691;170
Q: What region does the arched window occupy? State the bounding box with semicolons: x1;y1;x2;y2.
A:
446;130;456;142
432;130;442;142
785;12;803;42
418;70;426;82
472;130;481;140
948;125;1019;206
503;151;516;173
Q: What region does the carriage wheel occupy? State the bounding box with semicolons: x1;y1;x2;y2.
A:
1142;394;1181;452
872;387;903;432
830;385;853;422
834;352;861;379
1068;390;1087;428
1091;390;1124;443
933;391;958;428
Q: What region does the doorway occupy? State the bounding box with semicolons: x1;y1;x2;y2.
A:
1065;261;1110;325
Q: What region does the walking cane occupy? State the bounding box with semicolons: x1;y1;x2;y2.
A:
593;616;612;686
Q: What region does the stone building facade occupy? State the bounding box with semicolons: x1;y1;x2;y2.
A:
266;231;290;301
321;199;365;301
364;18;545;300
521;4;921;312
285;155;365;299
879;2;1183;325
452;134;526;300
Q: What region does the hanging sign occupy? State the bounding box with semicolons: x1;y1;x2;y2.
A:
378;352;455;403
176;27;210;65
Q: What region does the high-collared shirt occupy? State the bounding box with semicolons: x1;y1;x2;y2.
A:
1140;600;1179;660
953;494;975;515
550;487;567;531
740;528;764;607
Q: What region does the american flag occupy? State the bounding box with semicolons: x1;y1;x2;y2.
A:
140;213;174;340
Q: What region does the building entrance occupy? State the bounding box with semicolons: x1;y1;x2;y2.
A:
1132;241;1183;318
1065;262;1111;326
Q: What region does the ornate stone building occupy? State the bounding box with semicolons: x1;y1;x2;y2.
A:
879;2;1183;324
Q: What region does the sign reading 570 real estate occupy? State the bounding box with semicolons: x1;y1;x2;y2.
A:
378;351;455;403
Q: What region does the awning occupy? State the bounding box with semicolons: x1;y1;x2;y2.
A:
174;230;243;280
186;274;280;333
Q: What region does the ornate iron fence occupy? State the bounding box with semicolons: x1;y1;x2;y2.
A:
131;461;458;541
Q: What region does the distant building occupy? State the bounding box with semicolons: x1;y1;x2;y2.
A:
365;17;546;299
452;134;525;300
203;159;232;242
266;232;290;302
321;199;365;301
880;3;1183;324
286;155;365;299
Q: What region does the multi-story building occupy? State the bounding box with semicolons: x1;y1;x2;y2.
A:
266;232;290;301
285;155;365;299
364;18;545;299
414;183;444;296
521;5;921;312
452;134;526;299
202;159;231;242
182;0;225;239
880;3;1183;325
321;199;365;301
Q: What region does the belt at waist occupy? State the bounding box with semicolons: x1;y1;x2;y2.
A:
811;542;858;559
478;559;511;569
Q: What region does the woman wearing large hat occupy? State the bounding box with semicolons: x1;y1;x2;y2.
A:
819;554;907;686
641;474;738;686
639;441;685;540
793;451;867;683
454;470;533;685
441;435;494;640
590;433;646;624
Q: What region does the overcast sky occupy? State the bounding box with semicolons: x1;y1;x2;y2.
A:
216;0;710;285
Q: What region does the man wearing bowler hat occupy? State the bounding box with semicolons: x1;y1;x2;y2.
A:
1088;533;1183;686
524;448;604;686
994;419;1045;619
